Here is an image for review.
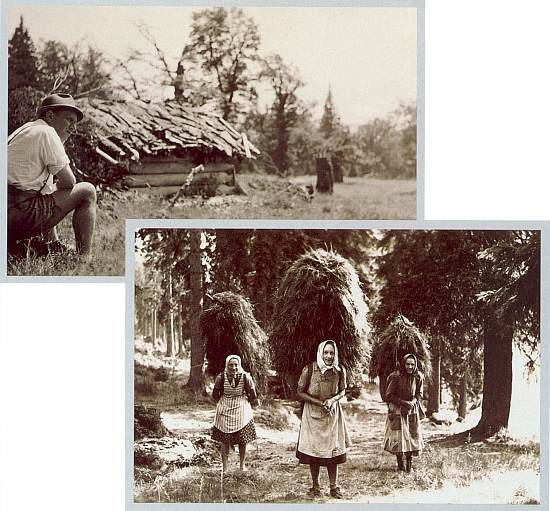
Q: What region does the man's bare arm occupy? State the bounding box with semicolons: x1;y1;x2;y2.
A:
54;165;76;189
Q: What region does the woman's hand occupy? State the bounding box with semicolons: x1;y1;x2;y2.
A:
322;398;336;413
400;399;414;411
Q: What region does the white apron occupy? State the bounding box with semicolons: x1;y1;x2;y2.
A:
214;372;253;433
297;364;351;459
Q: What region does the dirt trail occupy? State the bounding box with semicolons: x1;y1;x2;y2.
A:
135;346;538;504
153;386;481;503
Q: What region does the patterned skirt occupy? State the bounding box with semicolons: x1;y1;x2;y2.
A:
383;409;424;455
212;418;257;446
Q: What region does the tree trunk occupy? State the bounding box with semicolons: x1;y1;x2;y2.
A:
184;230;206;394
315;157;333;193
275;99;289;176
472;312;513;438
165;317;174;357
152;309;157;347
176;303;185;357
457;373;468;420
331;156;343;183
427;336;441;415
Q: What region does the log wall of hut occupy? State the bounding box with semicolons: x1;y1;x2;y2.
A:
124;157;236;196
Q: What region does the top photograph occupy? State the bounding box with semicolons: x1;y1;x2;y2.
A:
5;5;421;277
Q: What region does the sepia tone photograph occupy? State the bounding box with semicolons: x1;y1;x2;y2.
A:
133;227;540;504
6;5;419;277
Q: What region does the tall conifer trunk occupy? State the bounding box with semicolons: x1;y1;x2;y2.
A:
184;230;206;394
473;311;513;438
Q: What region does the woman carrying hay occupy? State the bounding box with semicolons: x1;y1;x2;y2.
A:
296;340;351;499
383;353;425;472
212;355;259;472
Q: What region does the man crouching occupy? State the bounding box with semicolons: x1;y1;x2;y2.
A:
8;93;96;259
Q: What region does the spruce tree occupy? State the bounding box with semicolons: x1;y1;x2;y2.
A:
8;16;42;91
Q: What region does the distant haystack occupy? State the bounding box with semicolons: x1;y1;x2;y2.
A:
200;292;270;392
369;314;431;401
269;248;370;396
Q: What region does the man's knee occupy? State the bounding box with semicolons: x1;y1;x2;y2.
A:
74;182;97;205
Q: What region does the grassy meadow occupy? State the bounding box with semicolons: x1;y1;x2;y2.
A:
7;175;415;277
133;339;540;505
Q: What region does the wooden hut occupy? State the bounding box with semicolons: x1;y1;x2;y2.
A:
76;98;260;196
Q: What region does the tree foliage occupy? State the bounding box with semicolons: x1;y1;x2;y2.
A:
178;7;261;123
373;229;540;439
353;102;417;179
8;16;42;92
253;54;306;176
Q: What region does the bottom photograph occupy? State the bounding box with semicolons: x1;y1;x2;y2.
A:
132;227;541;505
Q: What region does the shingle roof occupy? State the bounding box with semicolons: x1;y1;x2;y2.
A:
77;98;259;164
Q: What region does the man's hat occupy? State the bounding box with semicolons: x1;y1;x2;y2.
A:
37;93;83;122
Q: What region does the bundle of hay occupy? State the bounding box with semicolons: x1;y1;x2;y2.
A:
369;314;432;401
269;248;370;397
200;292;270;392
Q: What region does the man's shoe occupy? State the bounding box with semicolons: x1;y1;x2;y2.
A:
46;240;74;255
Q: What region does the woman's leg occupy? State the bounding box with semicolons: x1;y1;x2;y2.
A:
309;464;320;488
405;453;412;472
327;464;338;488
238;443;247;471
396;454;405;471
328;465;342;498
221;443;230;472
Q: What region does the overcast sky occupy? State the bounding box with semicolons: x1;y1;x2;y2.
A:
8;6;417;130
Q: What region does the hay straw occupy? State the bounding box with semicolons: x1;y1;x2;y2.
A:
368;314;432;400
201;292;270;391
268;248;370;383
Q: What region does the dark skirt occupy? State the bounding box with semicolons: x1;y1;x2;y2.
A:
212;419;257;446
296;449;347;466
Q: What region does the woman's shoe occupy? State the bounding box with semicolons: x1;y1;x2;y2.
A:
308;486;321;497
330;487;343;499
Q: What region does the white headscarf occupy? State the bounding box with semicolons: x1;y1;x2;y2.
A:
316;340;341;374
225;354;243;387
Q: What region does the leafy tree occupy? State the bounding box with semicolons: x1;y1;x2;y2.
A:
286;112;325;176
353;102;417;179
179;7;261;123
318;87;357;181
255;54;306;176
39;40;112;98
7;86;44;136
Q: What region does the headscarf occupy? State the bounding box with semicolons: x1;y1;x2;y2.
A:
400;353;418;376
316;340;341;374
225;354;243;387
